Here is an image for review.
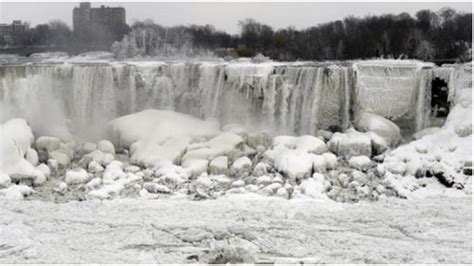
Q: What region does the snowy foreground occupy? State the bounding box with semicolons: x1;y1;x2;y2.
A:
0;195;471;264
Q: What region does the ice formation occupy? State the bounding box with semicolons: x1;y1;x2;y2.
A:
0;57;472;203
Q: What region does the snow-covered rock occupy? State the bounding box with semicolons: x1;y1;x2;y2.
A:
107;109;220;167
182;159;209;176
355;112;402;147
209;156;228;175
256;175;272;185
0;184;34;200
231;157;252;173
0;173;11;188
299;175;329;199
322;152;338;170
349;156;372;171
26;148;39;166
97;140;115;155
65;169;90;185
0;119;41;183
252;162;268;176
273;135;327;154
328;130;372;159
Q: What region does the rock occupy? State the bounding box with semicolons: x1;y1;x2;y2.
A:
88;161;105;173
384;160;408;175
196;175;213;189
124;165;140;173
328;130;372;159
86;178;102;190
270;147;313;179
78;142;97;157
415;143;428;154
355;112;402;147
49;151;71;168
365;131;389;156
32;171;46;186
36;136;60;153
272;176;284;184
47;159;59;173
81;150;114;167
262;183;282;195
246;184;259;192
256;175;272;185
143;182;171;194
316;130;333;142
276;187;289;198
26;148;39;166
56;182;68;193
454;124;472;137
376;164;386;176
65;168;89;185
338;173;351;188
97;140;116;155
231;157;252;173
273;135;327;154
231;180;245;188
349;156;372;171
209;156;228;175
322;152;338;170
246;131;272;149
312;155;327;173
299;177;327;199
0;184;34;200
182;159;209;176
0;173;11;188
36;164;50;178
252;162;268;176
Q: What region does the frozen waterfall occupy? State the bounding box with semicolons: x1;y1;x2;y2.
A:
0;60;469;139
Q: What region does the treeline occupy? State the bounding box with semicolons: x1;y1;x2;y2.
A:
111;20;235;58
236;8;472;61
113;7;471;61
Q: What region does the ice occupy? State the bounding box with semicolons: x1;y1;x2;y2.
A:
0;119;39;182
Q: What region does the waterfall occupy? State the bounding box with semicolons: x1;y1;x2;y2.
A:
0;60;468;139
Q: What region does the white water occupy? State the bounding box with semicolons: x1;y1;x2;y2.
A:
0;59;468;139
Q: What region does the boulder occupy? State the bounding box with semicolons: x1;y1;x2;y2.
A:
328;130;372;159
354;112;402;147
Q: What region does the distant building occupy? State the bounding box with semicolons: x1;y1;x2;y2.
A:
73;2;128;42
0;20;29;46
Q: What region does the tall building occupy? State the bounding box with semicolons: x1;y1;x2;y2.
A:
0;20;29;45
73;2;128;42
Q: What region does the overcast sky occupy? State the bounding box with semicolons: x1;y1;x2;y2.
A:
0;2;471;34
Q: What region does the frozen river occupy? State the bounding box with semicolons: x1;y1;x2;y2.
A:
0;195;471;264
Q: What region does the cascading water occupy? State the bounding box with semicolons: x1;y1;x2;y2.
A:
0;59;467;140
